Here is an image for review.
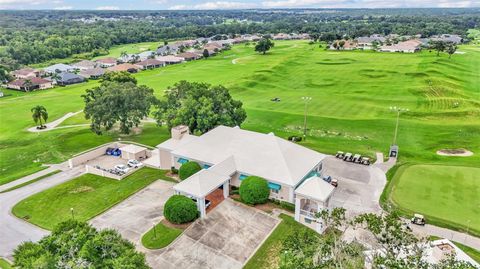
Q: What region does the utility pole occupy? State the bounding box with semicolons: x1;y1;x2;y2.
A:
70;208;75;220
302;97;312;141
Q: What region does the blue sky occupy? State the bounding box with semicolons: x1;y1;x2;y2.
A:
0;0;479;10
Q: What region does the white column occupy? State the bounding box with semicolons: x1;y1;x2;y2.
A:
223;181;229;198
294;197;301;221
289;187;295;203
197;197;206;218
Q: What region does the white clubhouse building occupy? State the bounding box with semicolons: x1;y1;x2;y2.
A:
153;125;335;233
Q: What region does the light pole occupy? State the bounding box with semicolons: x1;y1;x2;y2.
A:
153;222;157;239
389;106;409;146
302;97;312;141
70;208;75;220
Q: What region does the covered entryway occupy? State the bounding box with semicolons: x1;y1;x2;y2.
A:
294;176;335;233
173;169;230;218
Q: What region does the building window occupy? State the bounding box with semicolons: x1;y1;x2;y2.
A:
271;189;279;194
268;182;281;191
304;217;312;224
203;164;211;169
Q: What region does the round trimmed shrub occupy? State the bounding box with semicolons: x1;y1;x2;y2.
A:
239;176;270;205
178;161;201;180
164;195;198;224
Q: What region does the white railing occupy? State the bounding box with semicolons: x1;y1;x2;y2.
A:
300;209;319;219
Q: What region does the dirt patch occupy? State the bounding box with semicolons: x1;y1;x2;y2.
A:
437;148;473;156
69;186;94;194
161;219;190;230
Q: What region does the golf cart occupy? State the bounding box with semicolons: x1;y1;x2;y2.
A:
330;178;338;187
411;214;426;226
343;152;353;162
322;175;332;183
271;97;281;102
335;151;345;159
352;154;361;163
360;157;371;165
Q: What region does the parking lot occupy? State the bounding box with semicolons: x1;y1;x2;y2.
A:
322;156;386;215
85;155;129;170
150;199;279;269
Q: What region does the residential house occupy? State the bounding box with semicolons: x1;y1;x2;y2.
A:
273;33;291;40
137;51;156;61
44;63;75;75
72;60;97;70
154;125;329;228
135;59;165;70
430;34;463;44
356;34;386;50
117;54;138;63
10;68;40;79
176;52;202;61
156;45;180;56
364;239;479;269
330;40;358;50
379;39;423;53
95;57;117;68
7;77;54;91
155;55;184;65
79;68;105;79
106;63;140;73
56;72;85;86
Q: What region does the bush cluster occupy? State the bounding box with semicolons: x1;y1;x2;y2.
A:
178;161;202;180
164;195;198;224
239;176;270;205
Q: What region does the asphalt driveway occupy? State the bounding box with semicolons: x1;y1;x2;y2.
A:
0;166;85;259
322;156;386;215
90;180;175;247
150;199;279;269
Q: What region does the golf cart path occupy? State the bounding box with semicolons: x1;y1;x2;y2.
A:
0;162;69;192
27;110;83;132
0;166;85;259
411;224;480;250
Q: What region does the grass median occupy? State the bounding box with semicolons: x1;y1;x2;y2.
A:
141;221;183;249
12;167;174;230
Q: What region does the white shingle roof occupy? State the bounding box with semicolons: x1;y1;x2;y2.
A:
294;176;335;202
173;169;230;198
167;126;325;187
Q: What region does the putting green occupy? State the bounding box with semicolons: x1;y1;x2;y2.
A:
392;164;480;234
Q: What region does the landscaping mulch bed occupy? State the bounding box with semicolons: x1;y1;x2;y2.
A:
161;219;191;230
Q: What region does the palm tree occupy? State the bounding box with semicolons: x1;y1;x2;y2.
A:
23;79;33;92
120;51;128;63
31;105;48;128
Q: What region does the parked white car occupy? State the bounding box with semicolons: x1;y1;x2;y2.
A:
127;159;143;168
114;164;130;173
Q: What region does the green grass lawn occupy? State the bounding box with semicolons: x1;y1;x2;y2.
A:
0;258;12;269
391;164;480;236
141;222;183;249
1;40;479;232
0;170;61;193
244;214;317;269
12;167;173;230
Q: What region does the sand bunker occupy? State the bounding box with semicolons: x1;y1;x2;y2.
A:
437;149;473;157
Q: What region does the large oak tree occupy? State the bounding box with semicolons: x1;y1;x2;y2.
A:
154;80;246;134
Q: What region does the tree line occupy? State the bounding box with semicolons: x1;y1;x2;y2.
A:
0;9;478;70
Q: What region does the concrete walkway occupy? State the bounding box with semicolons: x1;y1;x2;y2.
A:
27;110;83;133
0;162;70;192
0;166;85;259
411;224;480;250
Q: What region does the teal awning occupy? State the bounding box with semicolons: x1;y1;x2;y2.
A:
304;170;319;179
203;164;211;169
177;158;189;164
268;182;281;191
239;174;248;180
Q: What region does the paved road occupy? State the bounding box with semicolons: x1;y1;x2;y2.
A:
411;224;480;250
0;166;84;259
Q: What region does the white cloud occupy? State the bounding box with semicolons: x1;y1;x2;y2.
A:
54;5;72;10
95;5;120;10
169;1;257;9
168;4;188;9
261;0;479;8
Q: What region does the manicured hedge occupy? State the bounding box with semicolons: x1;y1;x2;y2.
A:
239;176;270;205
179;161;201;180
164;195;198;224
